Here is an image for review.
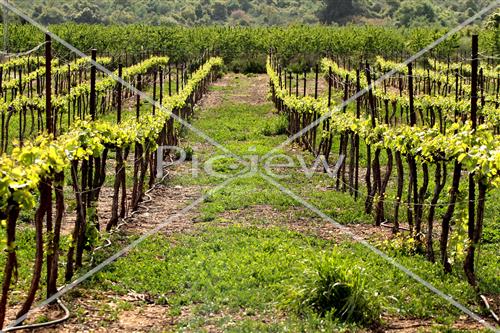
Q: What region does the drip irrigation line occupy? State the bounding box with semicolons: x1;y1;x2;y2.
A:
365;66;452;77
461;55;500;61
325;74;348;87
322;169;486;208
380;221;411;231
90;166;172;259
2;293;69;332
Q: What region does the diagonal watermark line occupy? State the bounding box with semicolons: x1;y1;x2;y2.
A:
4;174;242;331
262;0;500;160
260;172;499;332
2;0;499;331
1;0;249;167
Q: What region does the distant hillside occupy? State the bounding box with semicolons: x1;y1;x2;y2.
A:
317;0;495;26
2;0;498;27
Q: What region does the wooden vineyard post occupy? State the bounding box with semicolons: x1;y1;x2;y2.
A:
406;63;419;237
67;64;71;127
150;67;159;188
336;73;349;191
328;67;332;106
278;65;282;89
136;74;142;120
18;67;22;96
363;64;373;214
408;63;416;126
117;64;123;124
284;67;287;91
176;64;179;94
323;66;333;160
364;63;381;221
479;68;485;110
159;66;167;148
83;49;98;248
90;49;97;121
0;67;3;97
168;64;172;96
159;66;164;107
107;64;124;232
153;69;157;115
131;73;144;211
496;74;499;108
341;74;349;192
464;34;483;287
18;68;22;146
354;68;360;201
393;63;403;233
314;64;318;99
303;70;306;97
181;63;185;90
45;34;53;135
40;34;63;299
311;64;318;152
295;72;299;97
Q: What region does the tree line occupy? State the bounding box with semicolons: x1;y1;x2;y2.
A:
1;0;498;28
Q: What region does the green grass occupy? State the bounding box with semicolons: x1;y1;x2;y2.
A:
87;224;489;331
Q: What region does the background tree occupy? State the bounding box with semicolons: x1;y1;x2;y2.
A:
485;9;500;30
317;0;362;24
229;9;252;26
72;8;100;23
211;2;228;21
395;0;441;27
195;4;204;19
37;7;65;24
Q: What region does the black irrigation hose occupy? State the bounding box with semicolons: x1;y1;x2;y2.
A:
2;297;70;332
380;221;410;231
90;168;171;262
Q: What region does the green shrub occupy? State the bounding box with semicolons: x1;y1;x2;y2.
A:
286;255;380;327
175;145;194;161
262;114;288;136
183;146;194;161
230;57;266;74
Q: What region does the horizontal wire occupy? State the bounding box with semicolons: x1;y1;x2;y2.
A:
0;42;46;58
319;165;484;208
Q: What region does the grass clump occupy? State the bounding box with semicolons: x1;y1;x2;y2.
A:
286;254;380;328
262;114;288;136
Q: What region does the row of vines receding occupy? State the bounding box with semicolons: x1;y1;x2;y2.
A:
267;34;499;290
0;33;224;329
